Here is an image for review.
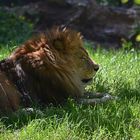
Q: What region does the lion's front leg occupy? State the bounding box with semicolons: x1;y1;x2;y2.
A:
77;92;116;105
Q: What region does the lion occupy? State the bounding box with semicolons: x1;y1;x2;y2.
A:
0;27;113;113
0;71;20;113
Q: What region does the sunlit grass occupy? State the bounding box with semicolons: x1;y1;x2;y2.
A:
0;43;140;140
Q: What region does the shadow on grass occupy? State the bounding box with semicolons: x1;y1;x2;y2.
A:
0;99;137;138
0;79;139;138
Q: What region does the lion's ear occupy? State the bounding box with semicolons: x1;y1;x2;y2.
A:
53;39;64;50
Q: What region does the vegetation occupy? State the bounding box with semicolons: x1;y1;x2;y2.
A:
0;11;32;45
97;0;140;6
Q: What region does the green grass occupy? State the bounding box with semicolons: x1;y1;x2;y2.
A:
0;11;33;45
0;43;140;140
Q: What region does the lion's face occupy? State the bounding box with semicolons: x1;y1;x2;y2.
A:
72;46;99;84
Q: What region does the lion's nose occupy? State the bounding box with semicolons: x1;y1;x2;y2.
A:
94;64;99;71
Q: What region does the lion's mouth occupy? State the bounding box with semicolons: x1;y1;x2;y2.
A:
82;78;93;83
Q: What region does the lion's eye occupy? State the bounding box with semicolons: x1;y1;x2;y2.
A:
81;56;87;61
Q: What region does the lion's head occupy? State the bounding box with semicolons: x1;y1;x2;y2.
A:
9;27;99;104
